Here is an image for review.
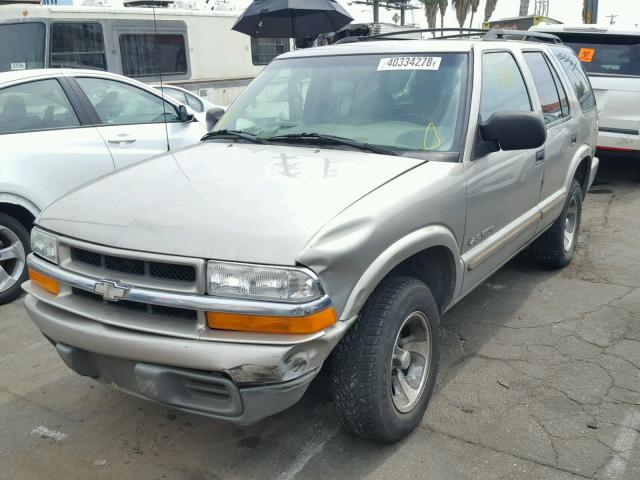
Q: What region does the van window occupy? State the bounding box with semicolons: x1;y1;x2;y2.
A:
480;51;531;122
523;51;564;124
120;34;187;76
553;33;640;77
251;38;290;65
0;23;45;72
0;79;80;134
50;22;106;70
551;46;597;112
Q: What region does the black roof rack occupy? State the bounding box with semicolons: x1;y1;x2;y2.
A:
334;27;563;45
483;29;563;44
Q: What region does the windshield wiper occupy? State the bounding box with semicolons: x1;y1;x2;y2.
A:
201;129;269;144
266;133;398;156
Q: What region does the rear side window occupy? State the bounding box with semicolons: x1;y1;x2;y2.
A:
50;22;106;70
480;51;531;122
120;34;187;77
554;33;640;77
523;51;567;124
0;79;80;134
551;46;597;112
0;22;45;72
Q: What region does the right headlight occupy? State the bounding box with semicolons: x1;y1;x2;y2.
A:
206;261;323;303
31;228;58;264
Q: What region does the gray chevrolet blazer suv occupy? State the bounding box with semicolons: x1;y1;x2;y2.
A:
24;31;599;442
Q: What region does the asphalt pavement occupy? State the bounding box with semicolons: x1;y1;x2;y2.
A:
1;159;639;480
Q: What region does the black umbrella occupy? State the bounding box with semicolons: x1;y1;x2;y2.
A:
232;0;353;39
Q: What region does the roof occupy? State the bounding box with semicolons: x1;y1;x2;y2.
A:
279;38;548;59
531;24;640;37
0;4;240;19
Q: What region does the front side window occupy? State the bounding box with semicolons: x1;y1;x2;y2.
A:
216;53;469;156
0;22;45;72
554;32;640;77
480;51;532;122
50;22;106;70
523;51;564;124
120;34;187;77
185;92;204;112
551;46;597;112
76;77;178;125
251;38;291;65
0;79;80;134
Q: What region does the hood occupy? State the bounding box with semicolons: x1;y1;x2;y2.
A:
39;142;423;265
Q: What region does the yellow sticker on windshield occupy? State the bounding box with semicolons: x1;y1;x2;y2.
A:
578;48;595;63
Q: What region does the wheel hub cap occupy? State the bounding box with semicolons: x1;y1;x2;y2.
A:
390;311;432;413
0;226;26;294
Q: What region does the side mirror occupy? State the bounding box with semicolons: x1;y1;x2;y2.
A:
205;107;226;132
478;111;546;155
177;104;193;122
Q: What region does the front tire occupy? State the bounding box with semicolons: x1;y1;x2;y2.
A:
329;276;440;443
0;213;30;305
531;178;583;268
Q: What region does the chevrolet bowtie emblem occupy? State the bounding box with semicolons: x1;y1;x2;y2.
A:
94;280;129;302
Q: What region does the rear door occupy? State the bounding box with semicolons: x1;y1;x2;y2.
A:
522;50;573;206
0;77;114;209
73;76;203;169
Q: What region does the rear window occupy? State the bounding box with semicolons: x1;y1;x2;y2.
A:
554;33;640;77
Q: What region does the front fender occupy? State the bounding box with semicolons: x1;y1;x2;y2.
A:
0;192;40;218
338;225;463;320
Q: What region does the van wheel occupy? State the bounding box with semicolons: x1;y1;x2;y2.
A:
531;178;583;268
0;213;30;305
329;276;440;443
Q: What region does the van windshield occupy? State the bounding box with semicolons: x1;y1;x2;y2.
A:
0;23;46;72
215;53;469;156
557;32;640;77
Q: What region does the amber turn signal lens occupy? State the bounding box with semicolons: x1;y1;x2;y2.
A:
207;308;336;334
28;268;60;295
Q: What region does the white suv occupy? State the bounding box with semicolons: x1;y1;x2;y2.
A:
532;25;640;158
0;69;207;303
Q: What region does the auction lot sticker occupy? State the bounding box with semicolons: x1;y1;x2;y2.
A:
578;48;595;63
377;56;442;71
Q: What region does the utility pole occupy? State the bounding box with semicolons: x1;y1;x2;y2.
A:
584;0;599;24
606;13;618;25
534;0;549;17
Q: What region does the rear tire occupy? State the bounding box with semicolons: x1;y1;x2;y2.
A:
0;213;30;305
531;179;583;269
329;276;440;443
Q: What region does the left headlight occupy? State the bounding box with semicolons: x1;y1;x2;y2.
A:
31;228;58;264
207;261;323;303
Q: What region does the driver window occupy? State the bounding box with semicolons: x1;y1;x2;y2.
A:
480;51;532;122
76;77;178;125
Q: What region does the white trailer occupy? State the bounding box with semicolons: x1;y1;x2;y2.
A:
0;3;290;105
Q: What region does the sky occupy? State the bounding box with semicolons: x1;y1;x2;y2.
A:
343;0;640;29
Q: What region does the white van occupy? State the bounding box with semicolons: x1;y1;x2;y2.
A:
532;24;640;159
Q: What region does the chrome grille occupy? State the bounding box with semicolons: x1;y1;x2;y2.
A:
73;288;198;321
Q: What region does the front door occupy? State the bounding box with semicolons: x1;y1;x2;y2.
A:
74;76;203;169
461;50;545;294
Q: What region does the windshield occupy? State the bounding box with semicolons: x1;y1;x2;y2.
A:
0;23;46;72
556;33;640;77
215;53;469;156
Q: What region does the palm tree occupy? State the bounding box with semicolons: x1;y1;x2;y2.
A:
452;0;471;33
468;0;480;28
484;0;498;22
582;0;590;23
437;0;448;36
519;0;530;16
422;0;439;36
